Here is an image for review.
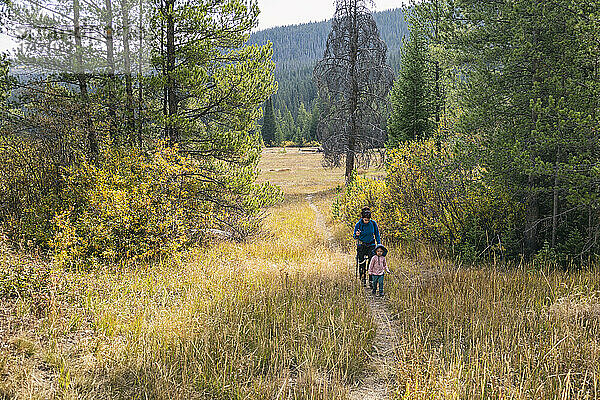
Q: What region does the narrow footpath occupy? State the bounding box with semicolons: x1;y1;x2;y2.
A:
307;196;397;399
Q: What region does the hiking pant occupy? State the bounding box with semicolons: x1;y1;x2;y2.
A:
356;242;375;285
372;274;384;295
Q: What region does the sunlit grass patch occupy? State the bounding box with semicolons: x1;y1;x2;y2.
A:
77;201;374;398
257;148;346;196
257;147;384;197
385;248;600;399
1;199;374;399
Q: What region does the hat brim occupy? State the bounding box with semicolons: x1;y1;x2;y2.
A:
375;244;388;257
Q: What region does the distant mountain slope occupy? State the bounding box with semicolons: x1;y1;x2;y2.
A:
249;8;408;120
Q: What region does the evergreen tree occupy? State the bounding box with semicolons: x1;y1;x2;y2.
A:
7;0;152;150
387;23;434;146
296;102;311;144
149;0;277;221
248;8;408;144
409;0;450;129
445;0;600;257
261;96;277;146
274;110;284;144
0;54;8;121
308;102;320;142
276;105;296;143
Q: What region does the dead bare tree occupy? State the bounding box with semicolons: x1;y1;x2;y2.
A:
314;0;393;181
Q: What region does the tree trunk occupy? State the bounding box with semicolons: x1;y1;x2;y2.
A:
121;0;135;142
165;0;178;144
346;0;358;182
73;0;98;159
345;135;356;181
433;0;441;150
525;175;539;255
551;150;559;248
105;0;118;143
525;27;541;256
137;0;144;147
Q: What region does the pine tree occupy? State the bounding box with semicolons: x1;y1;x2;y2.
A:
248;8;409;131
387;23;434;146
7;0;152;151
0;54;8;120
262;97;277;146
308;102;320;142
445;0;600;257
409;0;450;129
275;105;296;143
149;0;278;220
296;102;311;145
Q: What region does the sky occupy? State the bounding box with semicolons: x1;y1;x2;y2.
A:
0;0;406;52
255;0;405;30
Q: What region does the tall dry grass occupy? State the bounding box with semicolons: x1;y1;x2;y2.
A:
385;246;600;399
1;201;374;399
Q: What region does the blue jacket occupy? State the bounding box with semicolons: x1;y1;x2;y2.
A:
353;219;381;245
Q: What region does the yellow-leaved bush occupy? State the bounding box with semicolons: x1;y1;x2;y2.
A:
51;143;282;268
333;139;522;260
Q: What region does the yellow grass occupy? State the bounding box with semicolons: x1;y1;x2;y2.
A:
378;246;600;400
3;148;600;399
257;147;384;198
0;149;378;399
1;197;377;399
257;147;346;197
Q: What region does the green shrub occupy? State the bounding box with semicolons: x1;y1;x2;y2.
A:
0;136;67;247
387;139;522;257
332;171;386;230
333;139;522;261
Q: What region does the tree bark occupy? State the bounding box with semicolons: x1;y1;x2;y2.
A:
121;0;135;142
105;0;118;143
551;150;560;249
73;0;98;159
165;0;178;144
525;27;541;256
137;0;144;147
346;0;358;181
434;0;441;128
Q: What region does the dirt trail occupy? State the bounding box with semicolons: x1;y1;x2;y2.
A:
307;196;397;400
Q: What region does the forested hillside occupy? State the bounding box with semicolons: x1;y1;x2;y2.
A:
249;8;408;144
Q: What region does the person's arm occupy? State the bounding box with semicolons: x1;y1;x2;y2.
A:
353;221;361;239
373;221;381;244
384;257;390;274
368;256;375;275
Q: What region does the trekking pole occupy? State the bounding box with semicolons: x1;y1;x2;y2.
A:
355;238;359;280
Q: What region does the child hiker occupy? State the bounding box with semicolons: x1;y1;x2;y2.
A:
368;244;390;296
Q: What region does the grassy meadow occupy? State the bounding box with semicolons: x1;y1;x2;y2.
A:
384;248;600;399
2;148;600;399
0;149;373;399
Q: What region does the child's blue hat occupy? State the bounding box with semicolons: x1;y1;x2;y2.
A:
374;244;388;257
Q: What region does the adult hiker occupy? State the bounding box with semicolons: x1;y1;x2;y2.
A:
353;207;381;287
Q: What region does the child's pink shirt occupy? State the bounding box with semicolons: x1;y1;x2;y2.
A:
368;255;389;275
